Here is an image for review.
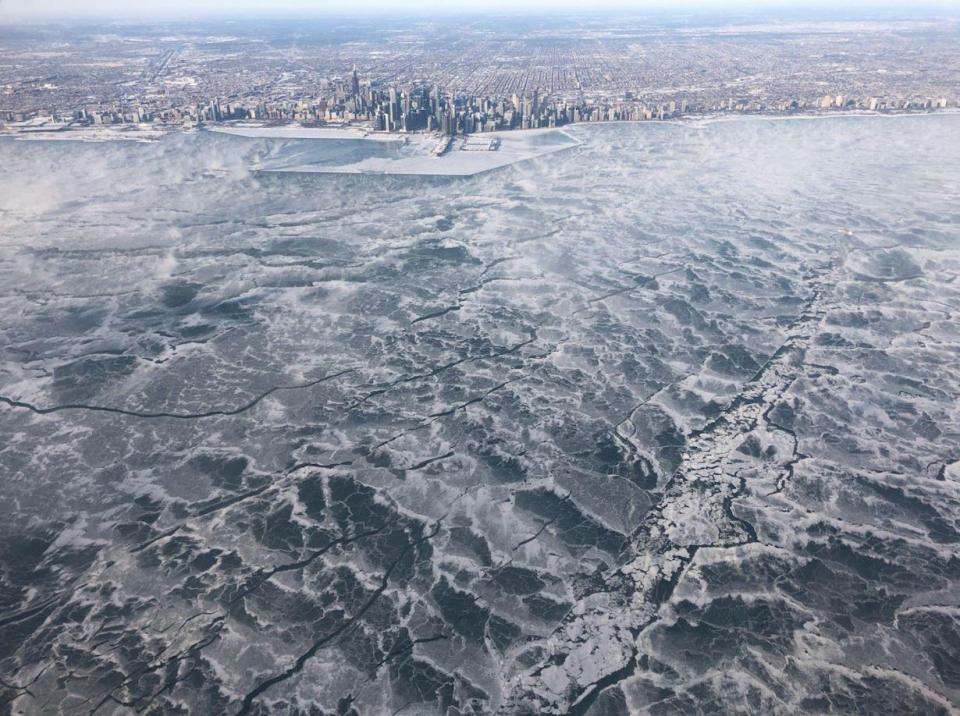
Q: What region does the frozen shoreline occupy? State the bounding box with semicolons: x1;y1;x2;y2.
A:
1;109;954;145
580;107;960;131
0;124;175;142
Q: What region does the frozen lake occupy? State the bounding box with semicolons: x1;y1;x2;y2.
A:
1;114;959;715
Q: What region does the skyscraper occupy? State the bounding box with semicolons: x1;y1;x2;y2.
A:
350;66;360;98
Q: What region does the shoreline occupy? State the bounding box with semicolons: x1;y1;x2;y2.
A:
1;107;955;144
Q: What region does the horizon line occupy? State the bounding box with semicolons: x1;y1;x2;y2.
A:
2;2;959;24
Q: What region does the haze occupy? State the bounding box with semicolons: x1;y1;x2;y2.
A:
3;0;959;20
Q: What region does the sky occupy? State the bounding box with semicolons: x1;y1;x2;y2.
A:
1;0;957;20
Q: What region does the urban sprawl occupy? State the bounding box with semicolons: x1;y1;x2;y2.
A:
1;16;958;137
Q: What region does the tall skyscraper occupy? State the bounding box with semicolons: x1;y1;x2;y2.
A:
350;66;360;98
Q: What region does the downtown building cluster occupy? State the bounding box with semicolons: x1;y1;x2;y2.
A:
336;69;689;133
